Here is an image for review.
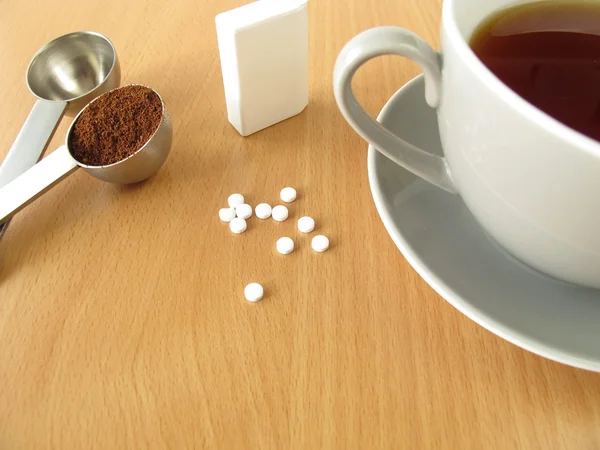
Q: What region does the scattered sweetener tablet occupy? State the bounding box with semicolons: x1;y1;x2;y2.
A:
280;187;297;203
255;203;272;219
244;283;264;302
236;203;253;219
297;216;315;233
276;237;294;255
272;205;289;222
229;217;247;234
219;207;236;222
311;235;329;252
228;193;245;208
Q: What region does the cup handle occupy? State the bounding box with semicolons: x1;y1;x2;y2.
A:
333;26;456;193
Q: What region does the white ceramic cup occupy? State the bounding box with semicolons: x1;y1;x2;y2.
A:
333;0;600;289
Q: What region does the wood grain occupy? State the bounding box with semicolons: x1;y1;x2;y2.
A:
0;0;599;448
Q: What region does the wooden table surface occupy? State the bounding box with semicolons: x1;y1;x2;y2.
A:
1;0;600;448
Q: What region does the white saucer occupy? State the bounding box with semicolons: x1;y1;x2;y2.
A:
368;75;600;372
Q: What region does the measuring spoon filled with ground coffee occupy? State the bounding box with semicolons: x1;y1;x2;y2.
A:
0;84;172;225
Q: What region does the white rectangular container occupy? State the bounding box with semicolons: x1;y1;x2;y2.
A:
216;0;309;136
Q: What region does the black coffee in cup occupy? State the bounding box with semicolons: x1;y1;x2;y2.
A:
470;1;600;141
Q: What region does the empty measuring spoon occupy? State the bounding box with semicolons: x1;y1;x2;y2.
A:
0;31;120;236
0;85;172;225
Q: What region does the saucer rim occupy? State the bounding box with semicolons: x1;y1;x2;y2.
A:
367;74;600;372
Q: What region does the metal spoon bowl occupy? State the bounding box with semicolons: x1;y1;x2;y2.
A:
26;31;120;116
0;85;172;225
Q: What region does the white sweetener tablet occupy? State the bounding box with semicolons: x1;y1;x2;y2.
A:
244;283;264;302
297;216;314;233
228;193;245;208
311;235;329;252
229;217;247;234
219;207;236;222
272;205;289;222
215;0;309;136
280;187;297;203
236;203;253;219
276;237;294;255
255;203;272;219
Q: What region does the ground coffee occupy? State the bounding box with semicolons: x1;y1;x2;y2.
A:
69;85;162;166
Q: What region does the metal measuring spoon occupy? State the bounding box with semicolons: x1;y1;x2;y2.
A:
0;85;172;226
0;31;120;236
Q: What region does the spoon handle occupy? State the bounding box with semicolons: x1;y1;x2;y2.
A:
0;100;67;188
0;145;78;225
0;100;67;238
